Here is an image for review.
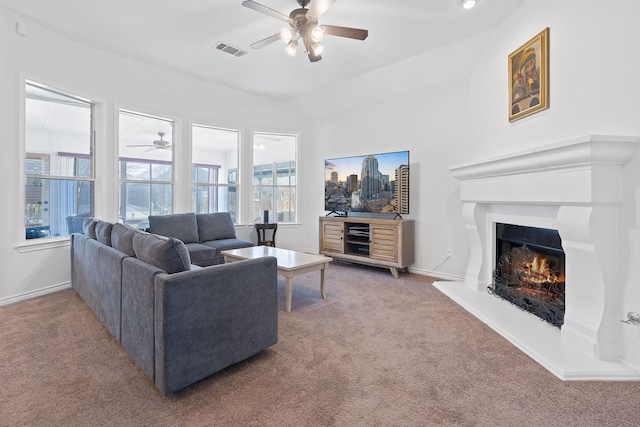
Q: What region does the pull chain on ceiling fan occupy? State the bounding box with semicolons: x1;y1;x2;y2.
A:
242;0;368;62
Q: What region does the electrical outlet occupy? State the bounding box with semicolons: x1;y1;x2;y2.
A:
446;248;453;259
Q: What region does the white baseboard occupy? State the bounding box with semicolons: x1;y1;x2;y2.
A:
0;282;72;306
408;267;463;281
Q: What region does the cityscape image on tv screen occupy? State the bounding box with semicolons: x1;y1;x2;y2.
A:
324;150;409;215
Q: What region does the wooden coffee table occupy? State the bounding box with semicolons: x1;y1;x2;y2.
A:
221;246;333;312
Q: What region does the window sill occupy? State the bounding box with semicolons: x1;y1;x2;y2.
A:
16;236;71;253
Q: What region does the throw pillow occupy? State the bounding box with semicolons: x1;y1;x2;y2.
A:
82;217;97;239
132;233;191;274
95;221;113;246
111;223;139;257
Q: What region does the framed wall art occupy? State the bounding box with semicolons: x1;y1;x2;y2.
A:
509;27;549;122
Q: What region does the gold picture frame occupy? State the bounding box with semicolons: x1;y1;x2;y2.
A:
509;27;549;122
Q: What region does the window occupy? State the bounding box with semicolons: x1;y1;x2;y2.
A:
24;81;94;239
252;132;297;223
191;125;239;223
119;110;173;228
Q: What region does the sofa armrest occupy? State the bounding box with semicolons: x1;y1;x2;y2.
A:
153;256;278;394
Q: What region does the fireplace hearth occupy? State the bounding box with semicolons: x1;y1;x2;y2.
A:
489;224;565;327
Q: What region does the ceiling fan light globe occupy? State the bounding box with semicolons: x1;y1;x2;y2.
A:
280;28;294;43
311;42;324;56
285;40;298;56
460;0;477;9
311;26;324;43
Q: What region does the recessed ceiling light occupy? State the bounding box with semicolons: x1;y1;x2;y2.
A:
460;0;477;9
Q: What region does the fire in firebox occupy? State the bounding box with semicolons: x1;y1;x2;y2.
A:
509;247;564;303
490;224;566;327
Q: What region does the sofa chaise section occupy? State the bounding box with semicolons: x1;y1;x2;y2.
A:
153;257;278;394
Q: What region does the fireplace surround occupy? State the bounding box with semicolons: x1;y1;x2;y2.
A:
436;135;640;380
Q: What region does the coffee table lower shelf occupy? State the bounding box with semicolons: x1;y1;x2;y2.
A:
221;246;333;312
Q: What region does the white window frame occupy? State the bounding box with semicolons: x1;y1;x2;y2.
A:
251;131;299;224
191;124;241;223
118;109;175;228
17;77;97;251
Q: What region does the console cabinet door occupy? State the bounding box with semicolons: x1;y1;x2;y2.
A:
370;225;398;262
321;221;344;253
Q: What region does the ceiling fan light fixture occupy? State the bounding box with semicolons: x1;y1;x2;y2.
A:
460;0;477;9
243;0;368;63
311;42;324;56
285;40;298;56
280;28;294;43
311;26;324;43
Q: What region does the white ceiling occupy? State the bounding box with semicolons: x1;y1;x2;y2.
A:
1;0;525;101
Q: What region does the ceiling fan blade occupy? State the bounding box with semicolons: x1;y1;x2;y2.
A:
242;0;290;22
308;0;336;19
321;25;368;40
250;33;281;49
126;145;155;148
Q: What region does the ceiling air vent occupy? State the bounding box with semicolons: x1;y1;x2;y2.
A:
213;42;247;58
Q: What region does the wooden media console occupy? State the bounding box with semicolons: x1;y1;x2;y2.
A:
319;216;415;278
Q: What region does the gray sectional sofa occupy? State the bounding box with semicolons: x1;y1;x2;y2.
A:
71;217;278;395
148;212;254;266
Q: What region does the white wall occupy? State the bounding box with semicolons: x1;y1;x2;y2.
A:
469;0;640;156
468;0;640;369
303;79;472;278
294;32;496;278
0;6;310;303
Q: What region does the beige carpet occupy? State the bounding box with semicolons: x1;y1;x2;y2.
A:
1;261;640;426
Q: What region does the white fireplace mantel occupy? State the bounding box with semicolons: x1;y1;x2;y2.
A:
450;134;638;205
435;135;640;380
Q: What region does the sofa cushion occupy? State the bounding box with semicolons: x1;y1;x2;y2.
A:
203;238;254;254
196;212;237;242
95;220;113;246
149;213;199;244
132;233;191;274
82;217;97;239
111;223;140;257
184;243;219;267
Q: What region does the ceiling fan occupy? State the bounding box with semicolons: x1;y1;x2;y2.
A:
126;132;172;151
242;0;368;62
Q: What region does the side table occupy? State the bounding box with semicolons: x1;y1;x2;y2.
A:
255;223;277;247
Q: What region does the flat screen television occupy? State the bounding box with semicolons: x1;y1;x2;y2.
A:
324;150;409;216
